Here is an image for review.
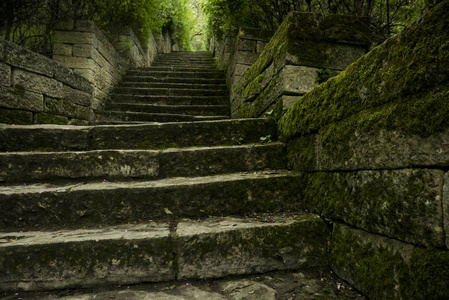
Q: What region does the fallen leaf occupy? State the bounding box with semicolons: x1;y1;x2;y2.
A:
248;290;255;294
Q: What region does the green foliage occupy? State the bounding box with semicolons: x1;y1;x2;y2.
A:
1;0;197;54
202;0;433;44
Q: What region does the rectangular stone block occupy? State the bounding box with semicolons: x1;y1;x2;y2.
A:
44;96;77;118
278;65;318;95
53;43;72;56
73;44;94;58
444;172;449;249
53;31;95;45
53;20;74;30
232;51;260;65
3;40;53;77
62;85;92;107
0;86;44;112
304;169;445;247
12;69;64;99
233;64;250;76
35;113;69;125
53;55;99;70
54;64;92;94
177;215;329;279
0;42;4;59
331;223;449;299
0;108;33;125
0;62;11;86
0;224;174;291
257;40;268;53
237;39;257;51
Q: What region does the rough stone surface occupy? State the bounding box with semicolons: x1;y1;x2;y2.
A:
331;222;449;299
0;171;303;230
444;171;449;249
302;168;445;247
287;128;449;172
0;62;11;86
0;223;174;291
177;215;329;279
0;85;44;112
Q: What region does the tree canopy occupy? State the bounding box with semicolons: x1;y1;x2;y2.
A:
202;0;442;45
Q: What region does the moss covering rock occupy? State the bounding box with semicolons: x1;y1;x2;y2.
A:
279;1;449;141
331;223;449;299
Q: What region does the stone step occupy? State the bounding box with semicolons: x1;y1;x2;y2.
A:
0;214;329;291
1;171;302;230
0;118;276;151
113;87;227;97
126;70;225;79
119;82;228;90
106;103;229;116
0;143;286;183
110;94;228;105
93;111;229;124
148;65;215;70
122;76;225;85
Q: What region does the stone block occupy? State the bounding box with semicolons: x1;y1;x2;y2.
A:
289;127;449;172
237;39;257;52
0;108;33;125
0;62;11;86
0;86;44;112
74;20;96;32
303;169;445;247
278;65;318;95
0;42;4;59
238;28;274;41
62;85;92;107
44;97;77;118
280;95;302;111
35;113;69;125
233;64;250;76
69;119;89;125
12;69;64;99
53;55;98;70
257;40;268;53
331;223;449;299
54;64;92;95
444;172;449;248
73;44;94;58
3;40;53;77
53;31;95;45
177;215;329;279
74;68;96;82
232;51;260;65
53;43;73;56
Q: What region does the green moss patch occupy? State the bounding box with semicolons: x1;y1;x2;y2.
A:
279;1;449;140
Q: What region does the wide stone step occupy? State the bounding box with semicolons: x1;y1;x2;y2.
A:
119;82;228;90
106;103;229;116
123;76;225;85
0;214;329;291
147;65;215;70
113;87;227;97
0;144;286;183
1;171;302;230
93;111;228;123
0;118;276;151
126;70;225;79
110;94;228;105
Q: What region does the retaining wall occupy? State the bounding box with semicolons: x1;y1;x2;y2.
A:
0;38;94;125
278;2;449;298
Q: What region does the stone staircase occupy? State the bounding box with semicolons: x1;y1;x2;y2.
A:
0;51;329;292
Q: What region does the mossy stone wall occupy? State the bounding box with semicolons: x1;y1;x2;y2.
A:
230;12;370;119
278;1;449;298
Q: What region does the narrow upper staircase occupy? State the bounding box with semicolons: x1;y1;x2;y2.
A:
0;51;329;292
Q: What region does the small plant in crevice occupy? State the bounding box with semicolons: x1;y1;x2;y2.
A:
260;135;272;143
317;68;332;84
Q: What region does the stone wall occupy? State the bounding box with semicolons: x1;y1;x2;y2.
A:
0;38;93;125
225;28;274;98
230;13;370;118
278;2;449;298
52;20;134;110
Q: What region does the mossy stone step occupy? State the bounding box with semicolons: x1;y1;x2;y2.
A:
113;87;227;97
126;70;225;79
0;214;329;292
110;95;229;105
0;118;276;151
94;111;228;124
106;103;229;116
0;171;302;230
0;144;286;183
122;76;225;85
119;82;228;90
